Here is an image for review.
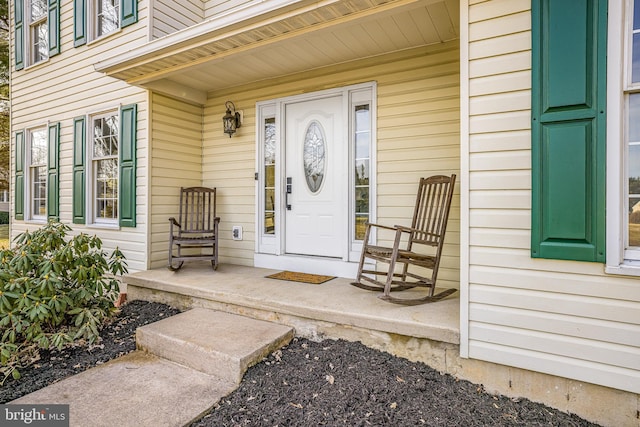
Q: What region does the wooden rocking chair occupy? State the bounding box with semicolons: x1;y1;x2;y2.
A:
168;187;220;271
351;174;457;305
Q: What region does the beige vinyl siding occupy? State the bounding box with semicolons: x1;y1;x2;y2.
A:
202;42;460;288
152;0;204;39
202;107;254;266
203;0;254;20
151;0;317;40
148;94;203;269
465;1;640;394
10;1;150;271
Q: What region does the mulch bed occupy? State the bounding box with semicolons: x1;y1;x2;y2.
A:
192;338;600;427
0;300;181;403
1;301;600;426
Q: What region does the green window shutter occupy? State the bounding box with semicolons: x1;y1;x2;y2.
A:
48;0;60;56
14;131;24;220
531;0;607;262
14;0;24;70
121;0;138;28
47;123;60;221
73;0;86;47
119;104;137;227
72;117;86;224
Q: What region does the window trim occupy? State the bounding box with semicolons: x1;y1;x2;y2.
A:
73;103;136;229
87;108;120;227
349;88;376;260
15;0;61;70
74;0;136;47
22;0;49;68
623;0;640;261
606;0;640;275
24;125;48;222
28;0;48;64
255;104;278;254
89;0;121;42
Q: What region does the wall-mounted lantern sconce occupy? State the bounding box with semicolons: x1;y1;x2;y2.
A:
223;101;242;137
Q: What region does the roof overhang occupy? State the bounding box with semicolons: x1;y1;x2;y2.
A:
95;0;458;104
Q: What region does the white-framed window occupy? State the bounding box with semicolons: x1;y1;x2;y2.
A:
349;88;376;260
607;0;640;273
263;115;277;236
26;127;47;221
89;110;119;225
28;0;48;65
95;0;120;38
625;0;640;260
351;95;372;242
72;104;136;228
73;0;136;48
255;103;278;254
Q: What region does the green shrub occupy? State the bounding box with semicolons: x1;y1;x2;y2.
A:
0;221;127;383
0;212;8;225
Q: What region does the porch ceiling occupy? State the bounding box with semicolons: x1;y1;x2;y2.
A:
94;0;459;104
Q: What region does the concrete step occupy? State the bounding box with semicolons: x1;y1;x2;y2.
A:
13;351;237;427
136;308;294;385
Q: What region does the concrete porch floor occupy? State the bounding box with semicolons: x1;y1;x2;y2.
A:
123;263;637;427
123;262;460;345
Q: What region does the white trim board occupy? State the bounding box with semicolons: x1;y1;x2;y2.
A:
254;253;366;279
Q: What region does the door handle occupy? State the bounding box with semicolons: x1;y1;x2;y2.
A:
286;177;292;210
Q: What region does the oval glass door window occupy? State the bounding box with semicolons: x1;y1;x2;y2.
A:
303;121;326;193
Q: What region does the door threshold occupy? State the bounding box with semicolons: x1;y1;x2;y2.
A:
254;253;360;279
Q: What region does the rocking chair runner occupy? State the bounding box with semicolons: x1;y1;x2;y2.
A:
168;187;220;271
351;174;457;305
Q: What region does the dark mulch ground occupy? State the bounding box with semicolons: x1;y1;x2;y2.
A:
192;338;600;427
0;300;181;403
1;301;600;426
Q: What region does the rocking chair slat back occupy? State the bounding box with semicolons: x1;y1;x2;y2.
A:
168;186;220;271
410;175;455;247
180;187;216;234
350;173;457;304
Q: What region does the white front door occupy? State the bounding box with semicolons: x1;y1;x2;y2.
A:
284;95;346;258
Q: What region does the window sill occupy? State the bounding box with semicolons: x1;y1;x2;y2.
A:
605;263;640;277
86;222;120;231
23;58;50;71
86;28;122;47
24;218;47;224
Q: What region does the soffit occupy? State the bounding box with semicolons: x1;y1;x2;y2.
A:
95;0;459;101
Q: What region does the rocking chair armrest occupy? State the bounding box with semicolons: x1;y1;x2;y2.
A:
395;225;439;241
365;222;399;232
395;225;420;234
169;217;182;229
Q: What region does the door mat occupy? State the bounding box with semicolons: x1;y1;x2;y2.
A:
266;271;336;284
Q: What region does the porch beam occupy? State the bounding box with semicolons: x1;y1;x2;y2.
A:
142;79;207;105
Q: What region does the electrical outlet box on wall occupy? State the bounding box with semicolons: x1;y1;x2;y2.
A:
232;226;243;241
